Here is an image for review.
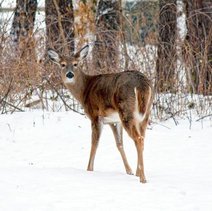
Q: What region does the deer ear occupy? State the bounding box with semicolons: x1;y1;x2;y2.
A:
75;45;89;60
48;49;61;64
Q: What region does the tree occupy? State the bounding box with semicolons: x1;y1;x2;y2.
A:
92;0;122;73
183;0;212;95
156;0;177;92
45;0;74;54
10;0;37;60
74;0;96;47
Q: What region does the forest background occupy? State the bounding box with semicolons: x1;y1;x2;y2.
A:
0;0;211;122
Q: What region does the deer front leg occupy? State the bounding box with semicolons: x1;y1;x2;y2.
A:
110;123;133;175
87;119;102;172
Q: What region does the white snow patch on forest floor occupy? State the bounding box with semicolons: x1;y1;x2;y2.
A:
0;111;212;211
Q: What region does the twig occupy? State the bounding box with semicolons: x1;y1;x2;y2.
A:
151;120;171;129
196;114;212;122
0;78;13;114
164;111;179;126
0;99;24;113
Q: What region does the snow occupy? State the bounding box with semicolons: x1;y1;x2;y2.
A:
0;110;212;211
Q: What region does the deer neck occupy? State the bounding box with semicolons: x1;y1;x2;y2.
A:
64;70;90;105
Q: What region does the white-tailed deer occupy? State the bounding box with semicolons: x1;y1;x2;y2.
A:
48;45;153;183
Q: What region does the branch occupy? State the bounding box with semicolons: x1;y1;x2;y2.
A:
0;99;24;113
196;114;212;122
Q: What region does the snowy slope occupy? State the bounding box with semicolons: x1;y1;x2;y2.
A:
0;111;212;211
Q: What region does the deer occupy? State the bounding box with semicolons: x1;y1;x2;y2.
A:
48;45;153;183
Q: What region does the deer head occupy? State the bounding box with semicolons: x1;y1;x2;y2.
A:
47;45;89;84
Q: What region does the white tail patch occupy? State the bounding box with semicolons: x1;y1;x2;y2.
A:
133;87;144;136
134;87;145;122
134;87;152;124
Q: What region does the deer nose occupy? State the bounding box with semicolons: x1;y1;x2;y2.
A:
66;71;74;79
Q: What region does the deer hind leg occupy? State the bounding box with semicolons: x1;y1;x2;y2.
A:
135;117;149;177
134;134;146;183
87;119;102;172
109;123;133;175
120;112;147;183
133;125;146;183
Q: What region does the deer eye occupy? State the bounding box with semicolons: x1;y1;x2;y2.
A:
73;62;78;67
61;63;66;68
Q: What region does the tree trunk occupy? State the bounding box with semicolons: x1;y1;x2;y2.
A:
156;0;177;92
92;0;122;73
183;0;212;95
10;0;37;60
45;0;74;55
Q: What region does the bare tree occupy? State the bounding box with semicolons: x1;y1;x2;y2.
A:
92;0;122;73
156;0;177;92
183;0;212;95
10;0;37;60
45;0;74;54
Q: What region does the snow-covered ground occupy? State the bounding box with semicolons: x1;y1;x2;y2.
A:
0;110;212;211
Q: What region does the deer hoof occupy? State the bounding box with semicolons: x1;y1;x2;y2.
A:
127;171;134;175
140;177;147;183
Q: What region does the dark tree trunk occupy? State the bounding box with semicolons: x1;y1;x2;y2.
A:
156;0;177;92
45;0;74;54
11;0;37;60
92;0;122;73
183;0;212;95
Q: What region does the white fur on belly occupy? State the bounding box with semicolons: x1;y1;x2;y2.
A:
103;112;121;124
